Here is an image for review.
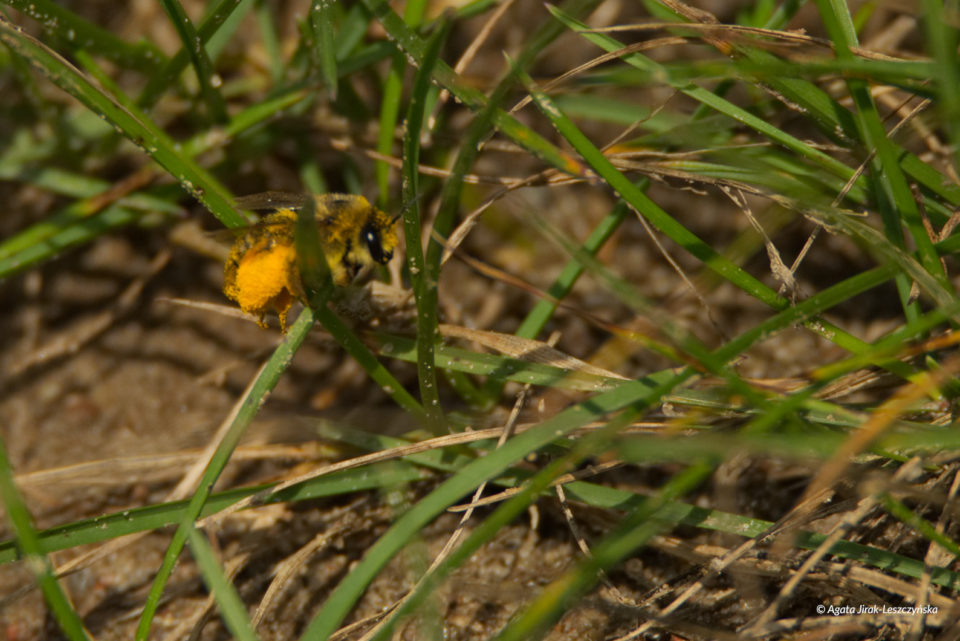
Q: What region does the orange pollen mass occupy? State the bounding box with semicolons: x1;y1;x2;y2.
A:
225;242;300;330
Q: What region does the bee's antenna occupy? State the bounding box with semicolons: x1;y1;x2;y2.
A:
390;192;424;224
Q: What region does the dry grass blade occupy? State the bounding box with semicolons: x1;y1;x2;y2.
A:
586;20;918;61
196;425;533;529
439;324;628;380
13;445;315;491
252;501;367;628
793;356;960;527
744;458;924;634
446;460;623;512
910;468;960;639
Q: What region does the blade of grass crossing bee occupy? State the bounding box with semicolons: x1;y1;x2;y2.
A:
289;193;426;419
295;188;334;300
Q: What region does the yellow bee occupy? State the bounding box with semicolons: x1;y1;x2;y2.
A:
223;192;399;330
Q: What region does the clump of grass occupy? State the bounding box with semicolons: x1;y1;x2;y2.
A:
1;1;960;640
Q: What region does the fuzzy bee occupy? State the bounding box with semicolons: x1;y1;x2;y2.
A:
223;192;399;329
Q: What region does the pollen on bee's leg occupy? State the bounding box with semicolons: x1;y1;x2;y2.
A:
225;242;298;329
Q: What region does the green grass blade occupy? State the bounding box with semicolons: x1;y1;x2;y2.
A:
0;16;244;229
0;205;143;278
403;18;449;431
548;5;960;218
0;171;178;252
813;302;960;382
11;445;960;592
376;332;636;391
376;59;404;202
185;527;260;641
517;65;946;371
188;85;310;152
545;7;859;189
3;0;165;72
137;0;247;110
479;195;633;403
518;68;779;308
815;0;948;313
156;0;228;121
0;463;428;564
309;0;339;99
566;473;960;589
254;0;284;83
360;370;691;640
493;462;714;641
317;307;428;420
923;0;960;170
377;264;908;394
416;0;600;397
518;195;631;337
359;0;589;177
135;308;317;640
0;85;307;278
881;493;960;561
334;3;374;59
0;434;90;640
298;371;689;640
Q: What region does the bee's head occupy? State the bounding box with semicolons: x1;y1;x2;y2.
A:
362;222;394;264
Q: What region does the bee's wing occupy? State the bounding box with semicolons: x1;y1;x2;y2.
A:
234;191;312;211
207;218;294;242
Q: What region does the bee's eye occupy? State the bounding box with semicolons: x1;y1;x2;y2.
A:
363;225;392;264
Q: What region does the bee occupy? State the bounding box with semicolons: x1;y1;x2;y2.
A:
223;192;399;330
